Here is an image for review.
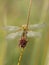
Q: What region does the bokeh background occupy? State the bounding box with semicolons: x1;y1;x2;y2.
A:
0;0;49;65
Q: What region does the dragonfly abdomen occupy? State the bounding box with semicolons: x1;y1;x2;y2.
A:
19;38;28;48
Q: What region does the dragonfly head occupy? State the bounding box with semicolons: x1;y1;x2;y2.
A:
22;24;28;30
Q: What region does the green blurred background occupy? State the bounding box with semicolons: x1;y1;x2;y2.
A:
0;0;49;65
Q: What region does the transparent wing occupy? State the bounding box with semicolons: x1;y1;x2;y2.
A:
6;31;23;39
27;31;41;38
29;23;46;30
2;26;21;31
6;30;41;39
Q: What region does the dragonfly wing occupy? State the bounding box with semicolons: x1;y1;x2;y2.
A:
6;31;23;39
3;26;21;31
29;23;46;30
6;32;19;39
27;31;41;38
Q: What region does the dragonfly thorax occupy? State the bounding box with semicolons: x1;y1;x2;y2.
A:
22;24;28;30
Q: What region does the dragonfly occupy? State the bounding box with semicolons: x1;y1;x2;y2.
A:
4;23;45;47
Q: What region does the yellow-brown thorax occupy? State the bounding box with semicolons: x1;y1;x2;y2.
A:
22;24;28;31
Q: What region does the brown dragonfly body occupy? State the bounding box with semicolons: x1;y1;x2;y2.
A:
19;25;28;48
